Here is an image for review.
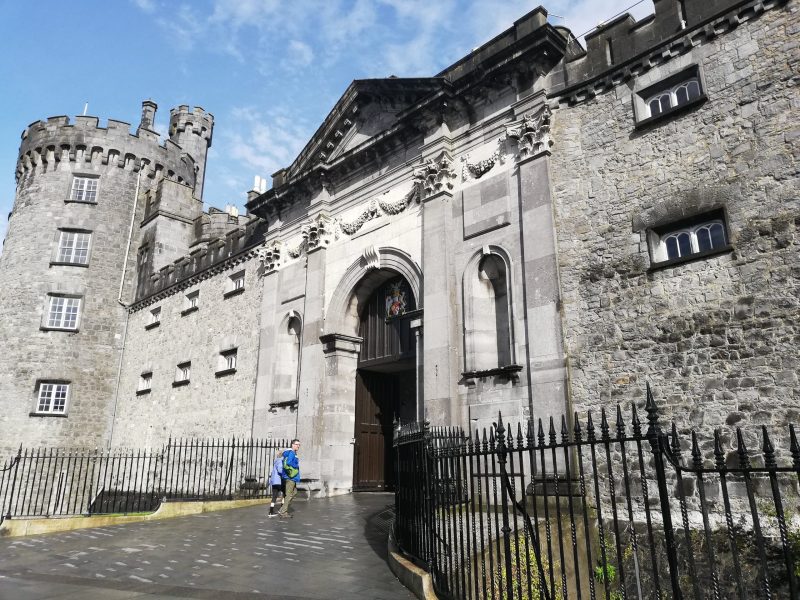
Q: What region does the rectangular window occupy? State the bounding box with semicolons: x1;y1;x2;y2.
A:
146;306;161;329
35;382;69;415
648;209;732;269
182;290;199;315
633;65;706;127
217;348;238;376
137;372;152;394
174;361;191;386
56;230;91;265
46;296;81;330
138;246;149;267
70;176;99;202
224;271;246;298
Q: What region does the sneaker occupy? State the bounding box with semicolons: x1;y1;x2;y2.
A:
268;513;277;518
278;512;293;518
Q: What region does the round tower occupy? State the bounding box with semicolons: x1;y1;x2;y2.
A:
168;105;214;200
0;101;199;454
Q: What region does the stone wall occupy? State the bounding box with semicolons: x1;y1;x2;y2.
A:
111;254;262;448
548;4;799;449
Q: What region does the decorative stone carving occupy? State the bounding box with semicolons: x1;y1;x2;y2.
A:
362;245;380;271
461;146;502;180
339;199;379;235
503;105;552;159
257;240;283;273
413;151;456;196
302;214;334;250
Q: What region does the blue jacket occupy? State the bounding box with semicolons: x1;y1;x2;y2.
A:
282;449;300;482
269;456;284;486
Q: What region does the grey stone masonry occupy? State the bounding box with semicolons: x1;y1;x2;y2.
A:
548;1;799;450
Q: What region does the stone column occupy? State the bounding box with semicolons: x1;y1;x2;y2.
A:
417;152;461;426
252;266;280;438
509;105;570;425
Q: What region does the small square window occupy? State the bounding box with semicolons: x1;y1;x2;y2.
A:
216;348;238;376
633;65;707;127
45;295;81;330
146;306;161;329
224;271;246;298
137;372;152;395
33;382;70;416
648;209;732;269
70;176;99;202
55;230;91;265
174;361;191;386
182;290;200;315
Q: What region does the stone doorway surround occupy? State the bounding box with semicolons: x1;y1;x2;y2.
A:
319;246;423;493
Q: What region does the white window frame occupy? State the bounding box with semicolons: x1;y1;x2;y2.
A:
224;271;246;297
217;348;238;375
70;176;99;202
55;230;91;265
34;382;70;415
648;212;730;266
183;290;199;314
645;78;701;118
45;295;81;330
138;372;152;393
175;361;191;384
148;306;161;327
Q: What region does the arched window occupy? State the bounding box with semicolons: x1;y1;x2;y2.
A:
273;312;302;403
463;248;514;374
646;78;701;117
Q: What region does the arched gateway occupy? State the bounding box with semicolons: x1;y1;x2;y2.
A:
324;248;422;491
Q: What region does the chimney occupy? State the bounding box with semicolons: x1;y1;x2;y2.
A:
139;100;158;132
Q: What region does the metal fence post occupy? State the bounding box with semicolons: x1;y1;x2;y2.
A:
645;384;683;599
4;445;22;521
495;414;515;600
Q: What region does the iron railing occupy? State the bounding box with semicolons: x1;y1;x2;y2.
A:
394;387;800;600
0;437;288;520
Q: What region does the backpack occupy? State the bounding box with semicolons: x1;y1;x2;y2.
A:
282;452;299;479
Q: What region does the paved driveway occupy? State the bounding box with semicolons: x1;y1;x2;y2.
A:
0;493;414;600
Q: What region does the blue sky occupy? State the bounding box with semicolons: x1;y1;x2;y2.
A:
0;0;654;249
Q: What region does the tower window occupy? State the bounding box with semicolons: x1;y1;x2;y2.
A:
69;176;99;203
137;372;152;395
633;65;706;127
216;348;238;376
173;361;191;386
182;290;200;315
224;271;246;298
145;306;161;329
648;209;732;268
645;79;701;118
45;295;81;330
33;382;70;415
55;230;91;265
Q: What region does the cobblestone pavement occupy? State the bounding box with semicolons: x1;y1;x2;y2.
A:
0;493;414;600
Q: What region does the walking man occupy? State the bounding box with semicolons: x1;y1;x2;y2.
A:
278;439;301;518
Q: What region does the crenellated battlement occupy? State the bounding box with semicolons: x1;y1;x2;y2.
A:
549;0;786;104
16;112;197;186
168;105;214;144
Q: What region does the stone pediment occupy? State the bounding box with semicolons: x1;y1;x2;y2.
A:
285;78;445;179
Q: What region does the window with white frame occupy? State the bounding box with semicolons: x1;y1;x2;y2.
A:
46;296;81;330
70;176;99;202
183;290;199;314
633;65;706;125
146;306;161;329
649;210;730;266
34;382;69;415
224;271;246;297
645;78;701;118
138;372;152;393
217;348;238;375
56;230;91;265
175;361;191;384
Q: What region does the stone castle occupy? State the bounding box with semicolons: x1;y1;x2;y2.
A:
0;0;796;494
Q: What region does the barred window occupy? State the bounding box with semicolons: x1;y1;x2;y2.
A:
47;296;81;330
70;176;98;202
36;382;69;414
57;231;91;264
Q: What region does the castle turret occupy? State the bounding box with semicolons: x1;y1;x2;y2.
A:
0;101;206;454
168;105;213;200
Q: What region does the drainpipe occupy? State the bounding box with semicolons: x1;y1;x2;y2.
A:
107;170;142;448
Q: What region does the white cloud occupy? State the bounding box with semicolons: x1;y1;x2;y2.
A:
132;0;156;13
283;40;314;70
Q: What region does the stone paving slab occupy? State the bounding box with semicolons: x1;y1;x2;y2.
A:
0;493;414;600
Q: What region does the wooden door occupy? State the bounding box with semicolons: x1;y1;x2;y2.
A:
353;371;393;490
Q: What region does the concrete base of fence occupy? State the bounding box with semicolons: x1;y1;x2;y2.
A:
388;535;439;600
0;497;269;538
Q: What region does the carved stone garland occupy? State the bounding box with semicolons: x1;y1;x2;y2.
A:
461;147;502;180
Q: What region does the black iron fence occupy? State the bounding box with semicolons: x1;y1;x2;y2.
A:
394;387;800;600
0;437;288;521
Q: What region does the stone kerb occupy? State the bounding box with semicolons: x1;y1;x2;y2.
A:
16;114;196;187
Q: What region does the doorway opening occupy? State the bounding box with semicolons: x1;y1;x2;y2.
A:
352;273;417;491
